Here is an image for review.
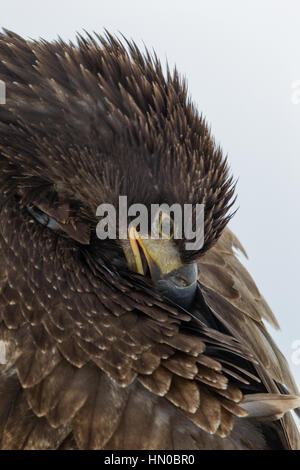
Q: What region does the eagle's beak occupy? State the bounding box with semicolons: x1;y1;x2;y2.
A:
123;226;198;309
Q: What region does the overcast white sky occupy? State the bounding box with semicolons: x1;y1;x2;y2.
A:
1;0;300;419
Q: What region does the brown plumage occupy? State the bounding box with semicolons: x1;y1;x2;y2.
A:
0;29;299;450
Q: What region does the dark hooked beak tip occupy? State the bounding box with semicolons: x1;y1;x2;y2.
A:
153;262;198;309
122;229;198;310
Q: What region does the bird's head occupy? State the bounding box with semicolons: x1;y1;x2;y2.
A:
0;31;235;311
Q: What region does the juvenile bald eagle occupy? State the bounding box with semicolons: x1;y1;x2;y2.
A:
0;29;299;450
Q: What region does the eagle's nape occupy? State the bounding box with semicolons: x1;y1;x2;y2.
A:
0;29;299;450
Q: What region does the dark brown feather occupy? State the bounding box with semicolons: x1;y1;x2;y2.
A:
0;30;298;450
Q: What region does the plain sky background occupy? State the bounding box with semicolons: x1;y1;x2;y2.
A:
1;0;300;426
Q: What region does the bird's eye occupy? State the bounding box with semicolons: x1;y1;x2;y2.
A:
159;213;174;239
26;206;60;230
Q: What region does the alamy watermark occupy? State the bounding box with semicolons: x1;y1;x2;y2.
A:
291;80;300;105
0;80;5;105
96;196;205;250
291;340;300;365
0;341;6;364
